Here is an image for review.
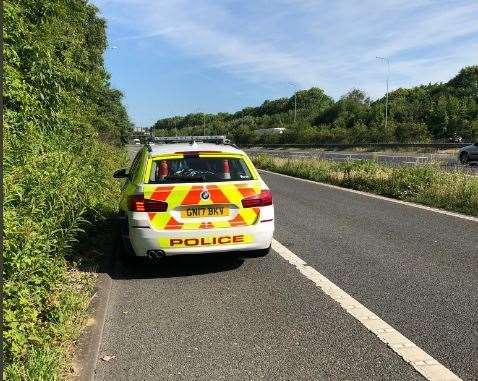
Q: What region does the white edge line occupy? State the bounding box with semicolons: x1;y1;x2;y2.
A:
259;169;478;223
271;238;463;381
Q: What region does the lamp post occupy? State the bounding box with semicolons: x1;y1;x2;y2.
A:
376;56;390;131
289;83;298;124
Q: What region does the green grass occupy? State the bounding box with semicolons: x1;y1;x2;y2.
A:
252;155;478;217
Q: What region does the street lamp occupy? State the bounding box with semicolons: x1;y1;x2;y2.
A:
376;56;390;131
289;83;298;124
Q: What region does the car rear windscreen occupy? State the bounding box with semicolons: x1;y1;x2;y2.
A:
149;156;254;183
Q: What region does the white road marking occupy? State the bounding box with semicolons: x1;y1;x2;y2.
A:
271;238;462;381
259;169;478;222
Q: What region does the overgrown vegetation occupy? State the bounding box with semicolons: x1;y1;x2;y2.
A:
252;156;478;217
152;67;478;144
3;0;131;379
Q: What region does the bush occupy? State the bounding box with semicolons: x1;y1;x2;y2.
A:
394;122;432;143
3;0;131;379
3;126;128;379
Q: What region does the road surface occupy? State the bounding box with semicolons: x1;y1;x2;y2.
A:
95;147;477;380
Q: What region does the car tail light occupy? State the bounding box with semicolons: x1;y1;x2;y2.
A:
128;194;168;212
241;190;273;208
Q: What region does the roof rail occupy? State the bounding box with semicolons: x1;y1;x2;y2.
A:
154;135;232;145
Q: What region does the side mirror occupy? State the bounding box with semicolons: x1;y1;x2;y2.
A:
113;168;128;178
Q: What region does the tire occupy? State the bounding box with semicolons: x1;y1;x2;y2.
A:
247;245;271;258
117;216;137;263
459;152;469;165
119;237;137;264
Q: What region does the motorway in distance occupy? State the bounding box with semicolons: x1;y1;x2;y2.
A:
94;146;477;380
244;148;478;175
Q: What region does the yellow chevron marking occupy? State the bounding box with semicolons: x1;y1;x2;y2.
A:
166;185;191;205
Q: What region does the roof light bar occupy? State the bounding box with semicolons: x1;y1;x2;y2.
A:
154;135;230;144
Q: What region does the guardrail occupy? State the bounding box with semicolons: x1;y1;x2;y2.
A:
241;142;472;149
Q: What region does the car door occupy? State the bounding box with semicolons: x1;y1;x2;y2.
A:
120;148;146;211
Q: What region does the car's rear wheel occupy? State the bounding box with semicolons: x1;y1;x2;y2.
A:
459;152;469;164
246;245;271;258
117;216;137;263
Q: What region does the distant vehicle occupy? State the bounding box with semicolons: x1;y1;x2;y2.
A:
113;135;274;261
255;127;286;135
448;134;463;143
458;142;478;164
133;138;141;145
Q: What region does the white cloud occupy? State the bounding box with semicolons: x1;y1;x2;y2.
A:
95;0;478;98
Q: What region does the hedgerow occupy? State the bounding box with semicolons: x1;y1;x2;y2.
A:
3;0;130;379
252;155;478;217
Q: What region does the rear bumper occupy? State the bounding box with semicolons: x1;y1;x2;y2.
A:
128;221;274;256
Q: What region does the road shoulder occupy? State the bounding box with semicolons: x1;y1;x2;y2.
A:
72;271;113;381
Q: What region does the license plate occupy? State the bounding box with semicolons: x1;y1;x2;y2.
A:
181;206;229;218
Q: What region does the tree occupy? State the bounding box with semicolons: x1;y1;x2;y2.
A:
151;66;478;144
448;66;478;98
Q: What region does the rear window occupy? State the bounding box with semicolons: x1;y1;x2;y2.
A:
149;156;254;183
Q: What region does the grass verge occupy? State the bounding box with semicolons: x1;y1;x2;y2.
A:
252;155;478;217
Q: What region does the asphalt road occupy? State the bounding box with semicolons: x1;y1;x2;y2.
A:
95;147;477;380
245;148;449;164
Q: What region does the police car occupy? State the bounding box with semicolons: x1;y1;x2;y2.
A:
114;136;274;260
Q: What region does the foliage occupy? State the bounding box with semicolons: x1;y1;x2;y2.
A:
3;0;131;379
152;66;478;144
252;156;478;217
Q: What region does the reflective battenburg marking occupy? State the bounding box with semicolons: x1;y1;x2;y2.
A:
143;181;262;230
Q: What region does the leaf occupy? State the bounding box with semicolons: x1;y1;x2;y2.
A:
100;355;116;362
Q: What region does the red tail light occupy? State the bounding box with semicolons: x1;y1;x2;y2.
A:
128;195;168;212
241;190;273;208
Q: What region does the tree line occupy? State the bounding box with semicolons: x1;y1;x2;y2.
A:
152;66;478;144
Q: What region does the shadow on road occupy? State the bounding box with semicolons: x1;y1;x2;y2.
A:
109;252;246;280
72;213;248;280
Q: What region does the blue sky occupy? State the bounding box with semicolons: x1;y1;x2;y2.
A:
93;0;478;127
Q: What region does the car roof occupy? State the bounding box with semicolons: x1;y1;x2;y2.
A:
148;142;246;157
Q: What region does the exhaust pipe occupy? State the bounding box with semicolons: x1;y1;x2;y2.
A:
147;250;165;261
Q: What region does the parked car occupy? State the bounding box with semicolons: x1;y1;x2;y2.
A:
113;135;274;261
448;134;463;143
458;142;478;164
